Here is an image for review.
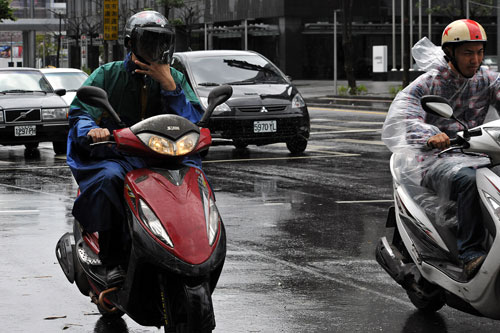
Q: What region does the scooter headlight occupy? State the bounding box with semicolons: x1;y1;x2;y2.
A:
204;195;220;246
137;132;199;156
484;127;500;146
139;199;173;247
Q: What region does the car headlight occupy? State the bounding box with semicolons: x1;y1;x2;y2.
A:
199;97;231;113
292;94;306;109
42;107;68;120
139;199;173;247
137;132;199;156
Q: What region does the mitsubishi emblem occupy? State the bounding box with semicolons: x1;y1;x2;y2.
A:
260;106;268;113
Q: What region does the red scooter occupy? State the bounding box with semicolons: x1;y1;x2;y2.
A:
56;85;232;332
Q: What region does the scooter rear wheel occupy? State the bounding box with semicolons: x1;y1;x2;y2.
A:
406;289;445;313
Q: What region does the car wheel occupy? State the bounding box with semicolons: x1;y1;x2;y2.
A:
53;141;67;155
233;139;248;149
286;136;307;154
24;143;39;151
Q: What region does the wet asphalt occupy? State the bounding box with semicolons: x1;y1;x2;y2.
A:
0;103;499;332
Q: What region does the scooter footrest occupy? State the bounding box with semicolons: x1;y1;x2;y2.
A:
76;239;102;266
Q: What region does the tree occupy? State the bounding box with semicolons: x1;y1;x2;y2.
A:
175;3;203;49
427;0;493;19
0;0;15;22
341;0;357;95
157;0;184;18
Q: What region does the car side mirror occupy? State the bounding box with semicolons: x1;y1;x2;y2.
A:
77;86;125;128
198;85;233;127
55;88;66;97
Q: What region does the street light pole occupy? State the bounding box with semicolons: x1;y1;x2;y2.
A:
334;9;340;95
428;0;432;41
392;0;396;71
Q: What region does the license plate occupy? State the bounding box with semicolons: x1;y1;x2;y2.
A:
14;125;36;137
254;120;277;133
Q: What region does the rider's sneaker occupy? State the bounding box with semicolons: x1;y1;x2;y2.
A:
90;265;125;287
464;255;486;279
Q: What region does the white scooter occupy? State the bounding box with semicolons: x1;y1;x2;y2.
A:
376;95;500;319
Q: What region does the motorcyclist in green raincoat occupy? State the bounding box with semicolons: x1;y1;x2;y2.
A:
67;11;203;286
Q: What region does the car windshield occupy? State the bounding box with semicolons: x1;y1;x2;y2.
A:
0;70;53;93
188;54;287;86
43;72;88;91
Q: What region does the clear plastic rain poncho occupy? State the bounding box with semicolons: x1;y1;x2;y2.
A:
382;37;500;227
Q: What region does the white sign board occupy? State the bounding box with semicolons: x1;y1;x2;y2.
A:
373;45;387;73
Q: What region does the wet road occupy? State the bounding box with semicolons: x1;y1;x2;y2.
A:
0;106;499;332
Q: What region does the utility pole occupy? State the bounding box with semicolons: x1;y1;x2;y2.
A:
403;0;410;87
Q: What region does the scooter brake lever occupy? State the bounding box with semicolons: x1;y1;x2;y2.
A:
437;142;470;157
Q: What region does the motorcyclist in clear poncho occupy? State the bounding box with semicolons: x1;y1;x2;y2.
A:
382;19;500;279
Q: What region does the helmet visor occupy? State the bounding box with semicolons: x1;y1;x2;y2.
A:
132;27;174;64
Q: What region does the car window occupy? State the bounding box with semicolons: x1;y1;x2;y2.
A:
187;54;287;86
43;72;88;91
172;57;195;90
0;70;53;93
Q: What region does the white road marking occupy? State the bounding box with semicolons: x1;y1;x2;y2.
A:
330;138;385;145
336;199;393;204
310;129;381;135
204;153;359;164
0;209;40;214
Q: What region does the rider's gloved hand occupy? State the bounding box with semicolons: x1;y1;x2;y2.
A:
426;133;450;150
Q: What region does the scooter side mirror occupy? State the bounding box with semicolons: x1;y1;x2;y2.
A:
198;85;233;127
421;94;471;139
77;86;125;127
421;95;454;119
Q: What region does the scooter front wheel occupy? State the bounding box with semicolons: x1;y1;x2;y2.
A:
406;289;445;313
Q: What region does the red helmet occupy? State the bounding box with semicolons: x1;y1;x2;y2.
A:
441;19;487;46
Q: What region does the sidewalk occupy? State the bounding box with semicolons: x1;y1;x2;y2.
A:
294;79;402;111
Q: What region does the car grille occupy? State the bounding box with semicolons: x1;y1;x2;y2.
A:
5;108;41;123
236;105;287;112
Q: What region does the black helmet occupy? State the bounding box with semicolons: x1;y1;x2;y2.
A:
124;11;175;64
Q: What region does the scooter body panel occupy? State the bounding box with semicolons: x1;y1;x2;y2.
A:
386;158;500;319
124;166;219;265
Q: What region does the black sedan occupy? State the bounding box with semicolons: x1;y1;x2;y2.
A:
172;50;310;154
0;68;68;154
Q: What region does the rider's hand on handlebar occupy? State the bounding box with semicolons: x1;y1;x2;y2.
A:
427;133;450;151
87;128;111;143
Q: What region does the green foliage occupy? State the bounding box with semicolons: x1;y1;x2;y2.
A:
36;35;57;59
425;0;493;19
389;85;403;98
170;18;184;25
337;84;368;96
0;0;15;22
81;66;92;75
